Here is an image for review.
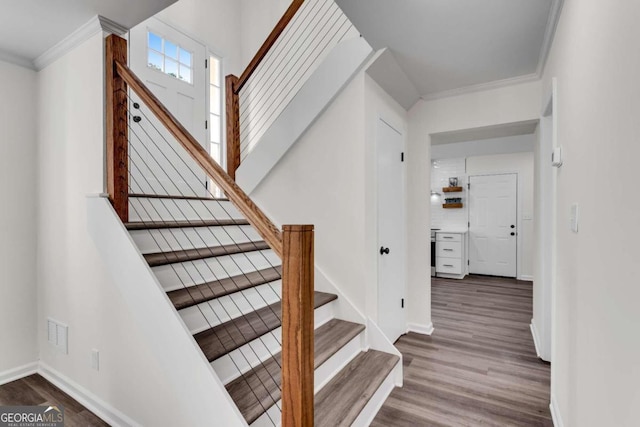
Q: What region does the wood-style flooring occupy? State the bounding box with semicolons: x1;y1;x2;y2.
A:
372;275;552;427
0;374;108;426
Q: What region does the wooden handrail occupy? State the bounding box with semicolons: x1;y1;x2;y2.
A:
235;0;305;94
114;60;283;258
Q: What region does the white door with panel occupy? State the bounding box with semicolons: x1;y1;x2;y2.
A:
376;118;406;343
468;174;518;277
129;18;208;197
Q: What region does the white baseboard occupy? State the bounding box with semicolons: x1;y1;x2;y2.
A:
0;361;39;386
550;394;564;427
38;362;140;427
519;274;534;282
529;321;542;359
407;322;434;336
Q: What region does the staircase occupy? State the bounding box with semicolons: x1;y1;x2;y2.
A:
125;194;399;426
96;0;401;424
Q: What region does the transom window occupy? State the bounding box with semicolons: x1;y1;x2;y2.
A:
147;31;193;84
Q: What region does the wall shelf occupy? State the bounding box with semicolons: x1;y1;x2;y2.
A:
443;203;463;209
442;186;463;193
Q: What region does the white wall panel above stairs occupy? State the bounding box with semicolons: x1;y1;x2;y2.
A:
236;36;374;194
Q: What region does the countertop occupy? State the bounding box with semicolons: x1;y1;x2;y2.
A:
434;229;468;234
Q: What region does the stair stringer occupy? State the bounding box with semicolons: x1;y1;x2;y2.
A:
236;36;375;194
87;195;248;427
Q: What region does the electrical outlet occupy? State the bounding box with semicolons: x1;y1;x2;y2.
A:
91;350;100;371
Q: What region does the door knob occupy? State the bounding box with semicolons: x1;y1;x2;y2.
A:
511;225;515;228
510;232;515;236
380;246;390;255
133;115;142;123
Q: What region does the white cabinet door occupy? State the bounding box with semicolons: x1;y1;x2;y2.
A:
468;174;517;277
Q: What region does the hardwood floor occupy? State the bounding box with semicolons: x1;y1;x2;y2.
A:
0;374;108;426
372;275;552;427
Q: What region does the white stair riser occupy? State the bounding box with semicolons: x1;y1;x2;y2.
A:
130;225;260;254
212;302;335;384
153;249;280;291
129;198;243;221
180;282;282;334
249;331;365;427
350;362;399;427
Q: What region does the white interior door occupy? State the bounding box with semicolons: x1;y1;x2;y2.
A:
129;18;208;197
469;174;518;277
376;118;406;343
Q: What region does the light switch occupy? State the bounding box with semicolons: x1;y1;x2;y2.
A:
56;324;68;355
570;204;579;233
47;320;57;344
552;146;563;167
91;349;100;371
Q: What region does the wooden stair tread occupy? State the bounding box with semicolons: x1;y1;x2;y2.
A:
144;241;270;267
167;266;282;310
129;193;229;201
226;319;366;424
125;219;249;230
314;350;399;427
194;291;337;362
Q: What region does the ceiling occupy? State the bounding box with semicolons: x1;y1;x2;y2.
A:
336;0;556;99
0;0;176;67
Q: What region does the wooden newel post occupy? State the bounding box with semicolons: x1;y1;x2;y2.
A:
105;34;129;222
281;225;315;427
225;75;241;180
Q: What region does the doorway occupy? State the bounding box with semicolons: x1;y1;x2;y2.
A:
129;17;209;196
468;173;518;278
376;118;406;343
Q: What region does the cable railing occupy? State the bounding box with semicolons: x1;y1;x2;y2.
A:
105;34;314;426
225;0;359;178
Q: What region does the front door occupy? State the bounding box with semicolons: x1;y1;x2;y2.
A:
129;18;208;197
376;118;406;342
468;174;518;277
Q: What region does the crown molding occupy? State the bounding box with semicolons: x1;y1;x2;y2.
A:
33;15;128;71
537;0;565;76
0;50;37;71
422;72;540;101
421;0;564;102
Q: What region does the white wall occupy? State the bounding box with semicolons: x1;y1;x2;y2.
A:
155;0;290;77
0;60;38;377
466;152;535;280
239;0;289;68
36;33;194;425
541;1;640;425
431;134;534;159
155;0;243;75
251;72;368;312
407;80;541;332
249;72;412;328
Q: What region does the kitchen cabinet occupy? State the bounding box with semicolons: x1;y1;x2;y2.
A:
435;231;468;279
